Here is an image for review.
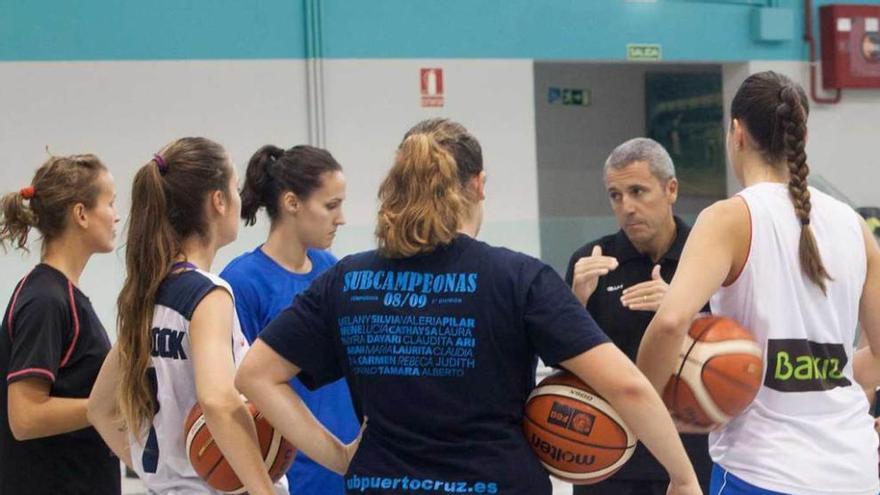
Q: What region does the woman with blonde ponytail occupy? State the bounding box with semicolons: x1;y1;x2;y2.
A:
638;71;880;495
236;118;701;495
86;137;284;495
0;154;121;494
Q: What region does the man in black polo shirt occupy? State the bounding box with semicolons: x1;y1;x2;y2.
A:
564;137;711;495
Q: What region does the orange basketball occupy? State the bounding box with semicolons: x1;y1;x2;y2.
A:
663;316;763;431
184;401;296;493
524;371;636;484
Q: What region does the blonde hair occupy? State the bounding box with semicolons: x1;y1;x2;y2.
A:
376;131;466;258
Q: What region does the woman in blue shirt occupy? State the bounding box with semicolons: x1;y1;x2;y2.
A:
221;144;357;495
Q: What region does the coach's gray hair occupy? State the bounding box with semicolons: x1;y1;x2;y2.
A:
604;137;675;183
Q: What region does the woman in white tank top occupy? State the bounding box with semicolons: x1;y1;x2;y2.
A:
86;138;283;494
637;71;880;495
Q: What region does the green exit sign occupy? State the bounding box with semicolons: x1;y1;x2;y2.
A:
548;87;591;107
627;43;662;61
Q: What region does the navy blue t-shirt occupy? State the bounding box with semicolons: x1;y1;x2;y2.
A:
259;235;609;495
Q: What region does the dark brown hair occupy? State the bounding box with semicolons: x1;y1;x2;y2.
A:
731;71;831;292
117;137;231;436
240;145;342;226
376;119;483;258
0;154;106;252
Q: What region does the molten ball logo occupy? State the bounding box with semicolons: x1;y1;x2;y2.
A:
530;433;596;465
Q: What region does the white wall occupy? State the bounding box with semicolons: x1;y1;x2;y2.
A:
6;56;874;339
0;59;311;331
323;59;539;256
0;59;540;335
723;60;880;205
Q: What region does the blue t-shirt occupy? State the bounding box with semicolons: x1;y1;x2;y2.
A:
221;247;359;495
259;235;610;495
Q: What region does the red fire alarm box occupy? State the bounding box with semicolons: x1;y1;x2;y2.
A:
820;4;880;88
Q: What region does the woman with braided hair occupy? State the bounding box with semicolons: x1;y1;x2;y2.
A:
637;71;880;495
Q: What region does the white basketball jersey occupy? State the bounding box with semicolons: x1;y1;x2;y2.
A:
128;269;285;494
709;183;878;495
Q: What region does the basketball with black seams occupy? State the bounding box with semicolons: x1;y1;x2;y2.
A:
663;315;763;431
523;371;636;484
184;401;295;493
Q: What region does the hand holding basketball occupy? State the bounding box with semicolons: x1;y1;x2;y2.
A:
621;265;668;312
572;245;619;305
672;414;716;435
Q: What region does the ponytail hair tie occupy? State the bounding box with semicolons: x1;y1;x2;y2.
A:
153;153;168;175
19;186;35;199
801;217;810;226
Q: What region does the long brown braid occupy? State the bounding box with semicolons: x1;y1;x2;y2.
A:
777;84;832;293
731;71;832;293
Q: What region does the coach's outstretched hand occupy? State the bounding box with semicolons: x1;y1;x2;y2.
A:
621;264;668;312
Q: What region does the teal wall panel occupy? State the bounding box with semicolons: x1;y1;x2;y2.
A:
0;0;306;60
1;0;878;61
322;0;795;60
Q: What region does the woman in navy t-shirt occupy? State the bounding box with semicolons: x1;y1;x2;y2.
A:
0;154;120;495
236;119;701;495
221;144;358;494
